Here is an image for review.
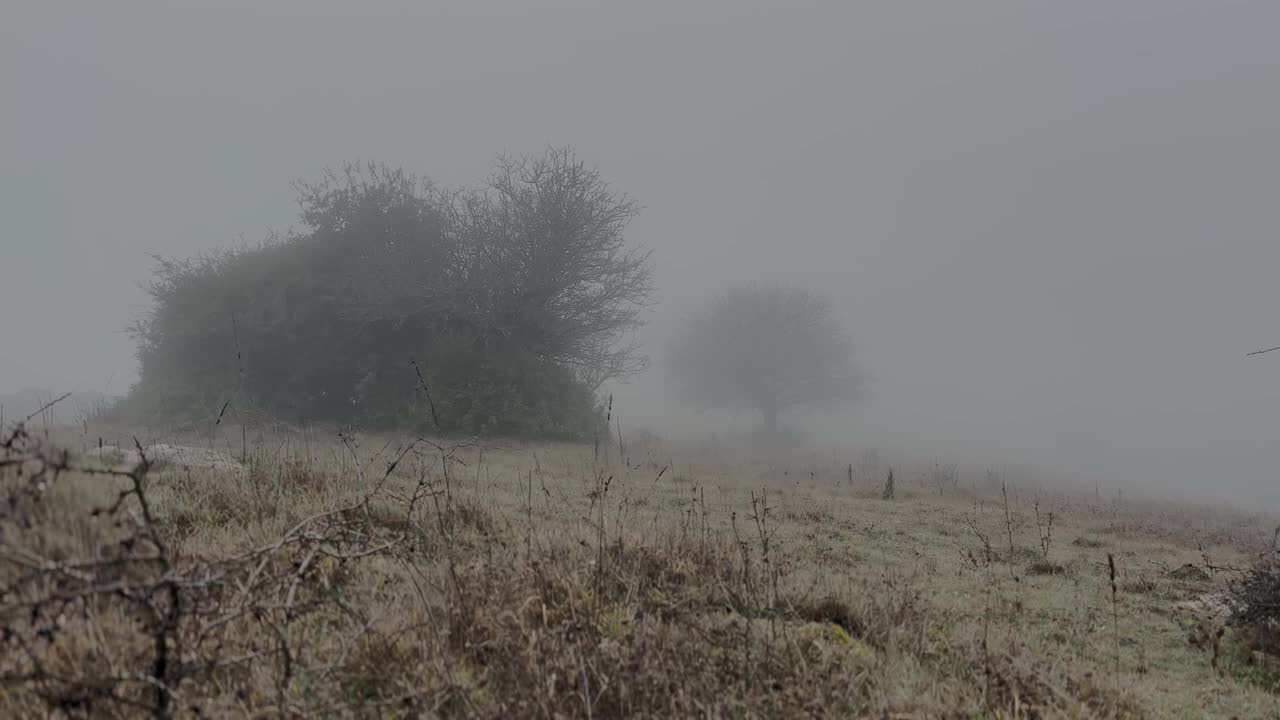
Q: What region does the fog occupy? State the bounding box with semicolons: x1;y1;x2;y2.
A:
3;1;1278;505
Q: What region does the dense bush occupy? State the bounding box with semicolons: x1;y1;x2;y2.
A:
122;149;651;439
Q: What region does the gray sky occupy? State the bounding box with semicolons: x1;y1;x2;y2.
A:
3;1;1278;503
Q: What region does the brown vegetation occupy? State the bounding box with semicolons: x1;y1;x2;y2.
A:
3;416;1279;718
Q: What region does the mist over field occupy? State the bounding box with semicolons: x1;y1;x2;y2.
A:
3;1;1279;505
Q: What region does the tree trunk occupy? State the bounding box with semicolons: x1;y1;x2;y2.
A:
760;405;779;435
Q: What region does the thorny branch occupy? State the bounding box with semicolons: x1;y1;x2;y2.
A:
0;421;405;718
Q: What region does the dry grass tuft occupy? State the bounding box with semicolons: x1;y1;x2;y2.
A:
980;649;1143;719
1026;559;1071;577
1123;575;1159;595
1169;563;1211;583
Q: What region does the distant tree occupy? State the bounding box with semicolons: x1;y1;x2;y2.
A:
124;148;651;438
667;284;859;434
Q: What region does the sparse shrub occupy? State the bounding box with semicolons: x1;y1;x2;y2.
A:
1187;619;1226;675
1228;550;1280;657
1034;496;1055;559
929;460;959;495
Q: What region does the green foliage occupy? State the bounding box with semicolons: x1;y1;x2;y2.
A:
122;150;648;439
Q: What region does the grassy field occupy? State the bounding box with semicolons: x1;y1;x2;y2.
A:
3;421;1279;718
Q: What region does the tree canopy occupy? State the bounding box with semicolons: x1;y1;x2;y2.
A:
124;148;652;439
667;284;859;434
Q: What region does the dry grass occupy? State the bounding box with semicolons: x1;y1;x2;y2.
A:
3;421;1279;718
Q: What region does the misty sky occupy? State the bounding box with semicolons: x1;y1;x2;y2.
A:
3;1;1278;503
